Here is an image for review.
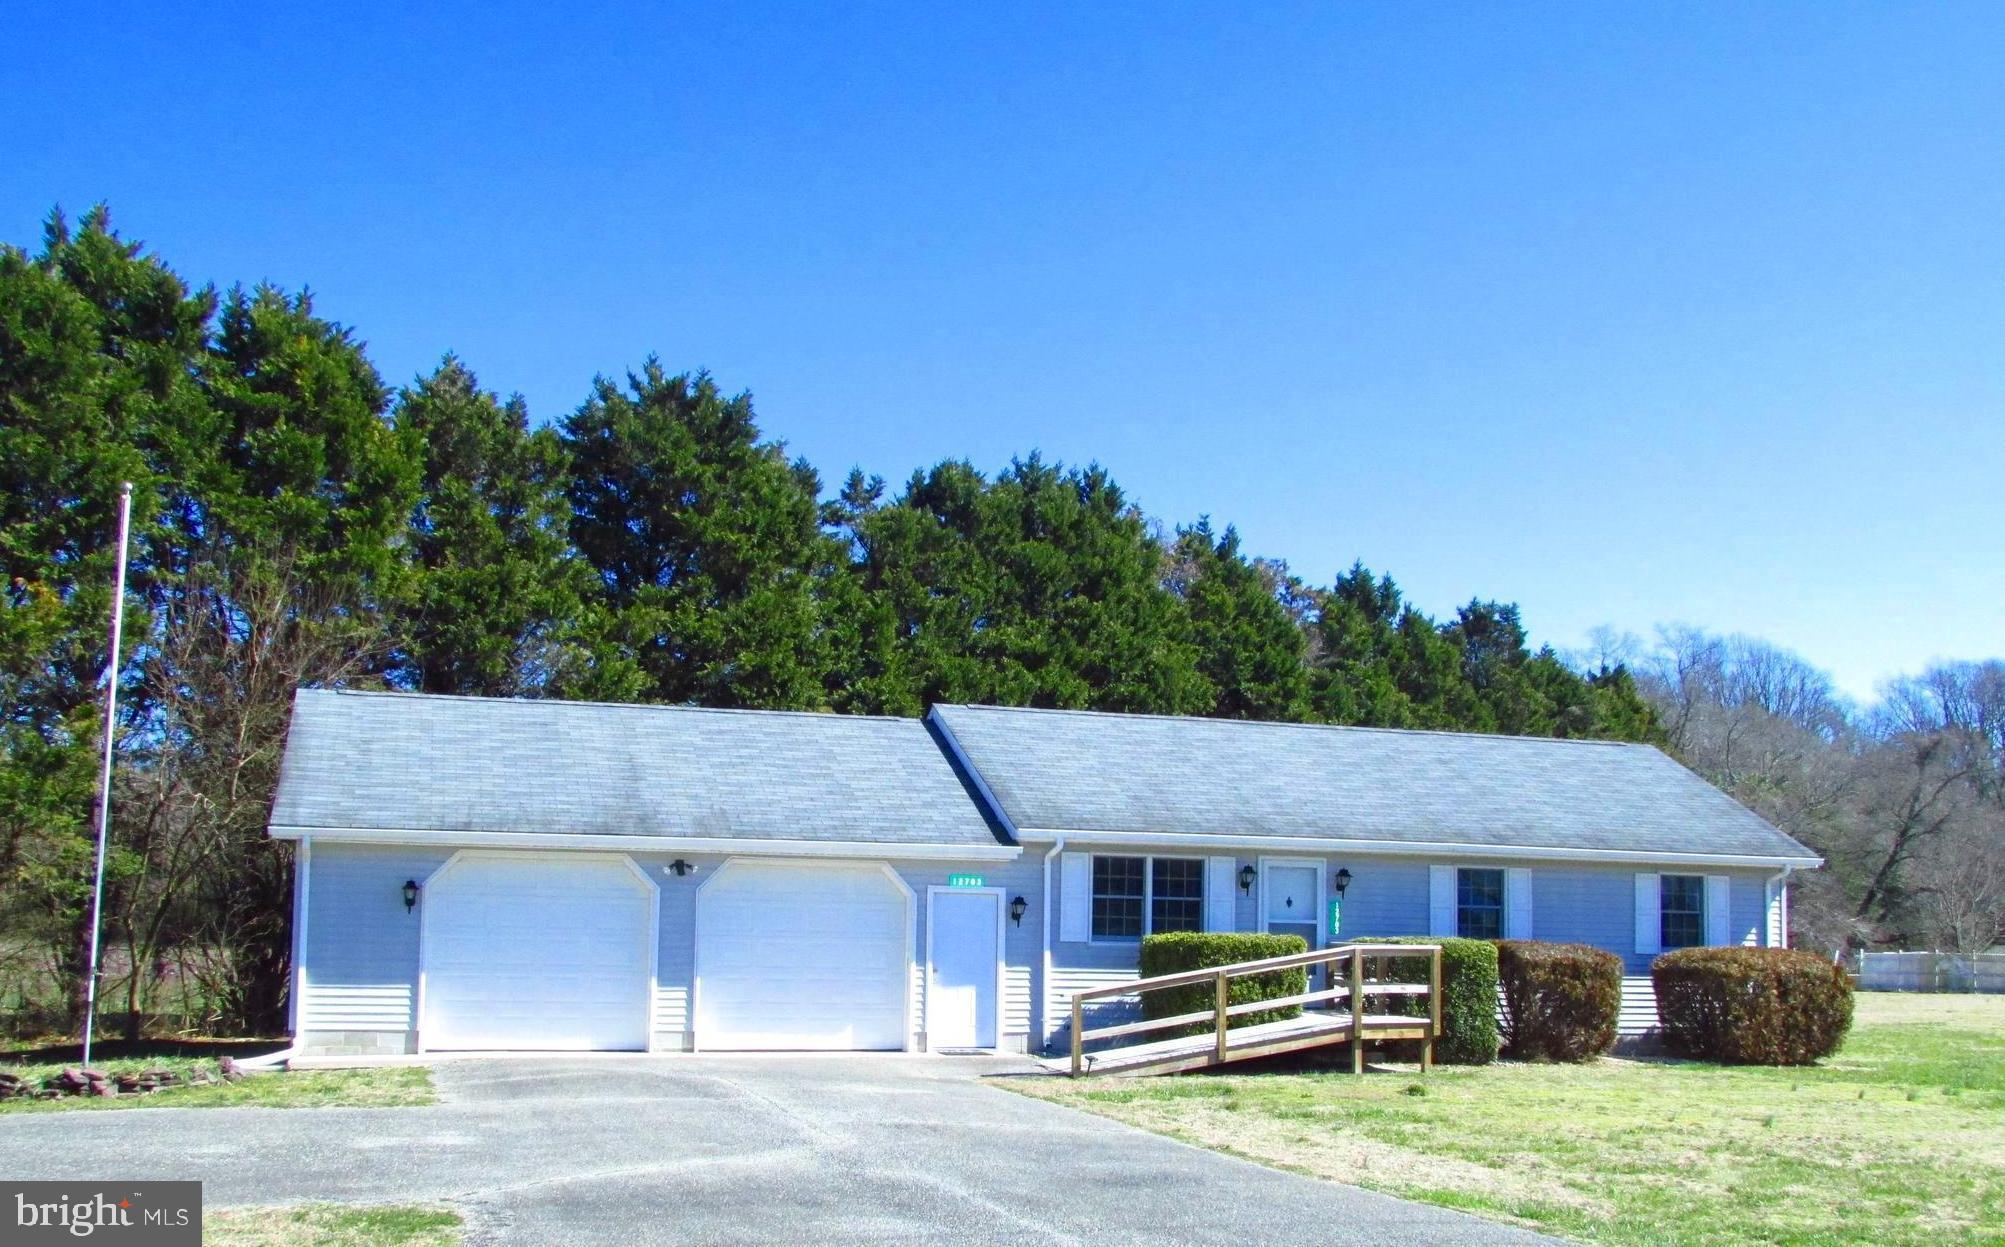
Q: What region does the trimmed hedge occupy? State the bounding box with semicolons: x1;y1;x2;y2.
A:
1139;932;1308;1035
1353;936;1500;1065
1495;940;1622;1062
1651;947;1854;1065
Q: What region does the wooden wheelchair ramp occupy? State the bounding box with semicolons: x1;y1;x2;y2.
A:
1064;942;1443;1077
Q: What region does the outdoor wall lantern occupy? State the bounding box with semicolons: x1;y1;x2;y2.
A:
401;879;419;913
1009;895;1028;926
1333;868;1352;897
667;859;696;878
1237;864;1257;893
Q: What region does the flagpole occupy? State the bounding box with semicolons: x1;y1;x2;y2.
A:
81;481;134;1068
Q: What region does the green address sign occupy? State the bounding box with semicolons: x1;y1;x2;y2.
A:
948;873;986;888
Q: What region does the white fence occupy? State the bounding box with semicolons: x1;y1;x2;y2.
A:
1858;951;2005;994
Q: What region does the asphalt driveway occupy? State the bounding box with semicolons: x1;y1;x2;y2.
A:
0;1055;1562;1246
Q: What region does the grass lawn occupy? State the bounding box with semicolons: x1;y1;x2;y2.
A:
207;1205;460;1247
1010;991;2005;1247
0;1056;433;1113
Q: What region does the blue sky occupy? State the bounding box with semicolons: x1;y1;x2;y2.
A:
8;4;2002;702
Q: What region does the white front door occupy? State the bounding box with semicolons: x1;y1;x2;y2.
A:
695;859;911;1051
927;888;1001;1049
1261;860;1322;948
421;853;656;1051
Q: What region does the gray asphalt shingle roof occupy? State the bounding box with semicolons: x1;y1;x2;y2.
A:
930;704;1819;862
270;690;1007;847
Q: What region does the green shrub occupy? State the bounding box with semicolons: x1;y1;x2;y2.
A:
1352;936;1499;1065
1651;947;1853;1065
1138;932;1308;1035
1495;940;1622;1061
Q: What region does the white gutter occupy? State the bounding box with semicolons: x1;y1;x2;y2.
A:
1040;837;1064;1053
266;826;1021;862
1010;827;1820;870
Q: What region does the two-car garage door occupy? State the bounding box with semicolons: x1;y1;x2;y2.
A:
419;854;911;1052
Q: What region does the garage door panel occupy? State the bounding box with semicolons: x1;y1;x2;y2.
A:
422;855;654;1051
695;860;909;1051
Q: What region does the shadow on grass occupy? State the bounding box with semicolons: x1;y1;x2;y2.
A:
3;1036;288;1066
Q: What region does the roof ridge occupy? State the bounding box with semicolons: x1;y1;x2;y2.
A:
934;703;1640;749
303;688;924;725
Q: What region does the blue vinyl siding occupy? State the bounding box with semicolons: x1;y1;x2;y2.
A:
1043;846;1781;1049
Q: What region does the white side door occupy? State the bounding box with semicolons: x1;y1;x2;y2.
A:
927;888;1001;1049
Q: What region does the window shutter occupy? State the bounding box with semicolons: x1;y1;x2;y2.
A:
1059;853;1092;943
1505;868;1533;939
1428;865;1456;936
1634;873;1661;955
1204;858;1238;932
1705;875;1731;947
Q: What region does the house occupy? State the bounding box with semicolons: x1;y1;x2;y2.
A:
271;690;1820;1057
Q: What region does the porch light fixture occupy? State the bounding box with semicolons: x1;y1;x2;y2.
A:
667;859;695;878
1333;868;1352;897
402;879;419;913
1237;864;1256;893
1009;895;1028;926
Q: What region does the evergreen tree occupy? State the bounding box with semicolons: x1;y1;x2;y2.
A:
560;362;839;708
1167;519;1309;720
0;206;198;1024
390;357;582;695
844;455;1209;713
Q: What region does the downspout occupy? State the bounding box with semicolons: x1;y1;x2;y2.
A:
1041;838;1064;1055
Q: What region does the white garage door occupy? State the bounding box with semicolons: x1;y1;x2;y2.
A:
695;860;910;1050
422;854;655;1051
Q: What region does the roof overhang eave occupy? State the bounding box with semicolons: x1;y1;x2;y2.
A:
1009;826;1821;870
266;824;1021;862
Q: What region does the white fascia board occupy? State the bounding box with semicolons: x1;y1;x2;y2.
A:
1008;827;1820;870
923;708;1021;842
266;825;1021;862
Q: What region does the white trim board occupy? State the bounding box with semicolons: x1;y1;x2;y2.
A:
1011;828;1818;869
269;825;1020;862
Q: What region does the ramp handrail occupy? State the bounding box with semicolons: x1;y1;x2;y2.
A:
1068;941;1443;1077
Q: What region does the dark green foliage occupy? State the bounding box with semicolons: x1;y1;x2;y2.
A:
1167;520;1311;721
1138;932;1308;1033
1495;940;1622;1061
838;455;1211;715
560;362;843;708
1652;947;1854;1065
390;357;582;696
1357;936;1501;1065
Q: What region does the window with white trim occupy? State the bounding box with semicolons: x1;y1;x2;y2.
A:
1660;874;1705;950
1090;855;1205;940
1457;868;1504;939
